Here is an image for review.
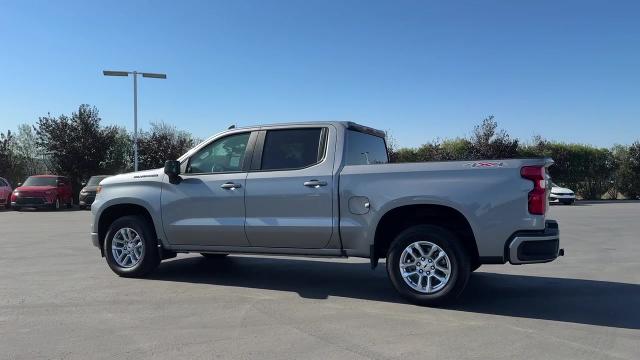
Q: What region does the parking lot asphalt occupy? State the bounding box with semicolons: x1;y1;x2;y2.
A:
0;203;639;360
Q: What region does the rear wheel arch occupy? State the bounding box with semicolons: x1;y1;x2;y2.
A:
98;203;157;256
372;204;479;268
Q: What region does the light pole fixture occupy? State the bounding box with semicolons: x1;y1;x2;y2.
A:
103;70;167;172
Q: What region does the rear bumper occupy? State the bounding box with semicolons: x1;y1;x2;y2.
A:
507;220;562;264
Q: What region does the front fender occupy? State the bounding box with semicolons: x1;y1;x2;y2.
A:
91;183;165;248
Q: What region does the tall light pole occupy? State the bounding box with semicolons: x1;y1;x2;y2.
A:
103;70;166;172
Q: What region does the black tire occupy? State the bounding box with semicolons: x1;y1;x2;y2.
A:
104;215;160;277
200;253;228;259
386;225;470;306
79;205;86;210
13;206;21;211
52;197;61;211
5;197;10;209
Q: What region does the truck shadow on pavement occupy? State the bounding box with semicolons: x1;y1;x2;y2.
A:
150;256;640;330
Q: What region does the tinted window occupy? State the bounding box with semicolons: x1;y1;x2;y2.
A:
87;176;109;186
23;177;58;186
261;128;324;170
187;132;250;173
345;130;388;165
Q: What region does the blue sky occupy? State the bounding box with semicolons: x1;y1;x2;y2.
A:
1;0;638;148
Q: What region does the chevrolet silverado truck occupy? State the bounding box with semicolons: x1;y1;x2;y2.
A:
90;121;562;305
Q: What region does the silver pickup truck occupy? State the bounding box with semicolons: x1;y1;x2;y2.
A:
91;121;562;305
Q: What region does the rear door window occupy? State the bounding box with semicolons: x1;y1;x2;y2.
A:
260;128;325;170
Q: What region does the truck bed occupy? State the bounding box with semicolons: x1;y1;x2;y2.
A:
338;158;550;258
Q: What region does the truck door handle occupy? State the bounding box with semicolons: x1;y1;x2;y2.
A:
303;180;327;188
220;182;242;189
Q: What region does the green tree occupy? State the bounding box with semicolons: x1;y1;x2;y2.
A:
14;124;47;176
438;138;473;160
391;147;420;162
136;122;198;170
609;145;629;199
575;147;614;200
619;141;640;199
35;104;123;200
0;130;25;186
521;139;614;199
469;116;519;159
103;127;132;174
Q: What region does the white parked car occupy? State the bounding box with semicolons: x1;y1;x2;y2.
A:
550;182;576;205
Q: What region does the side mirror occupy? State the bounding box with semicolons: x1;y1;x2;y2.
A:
81;181;87;186
164;160;181;184
17;182;22;187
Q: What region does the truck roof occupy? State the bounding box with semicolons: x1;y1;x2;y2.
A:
231;121;386;138
179;121;386;162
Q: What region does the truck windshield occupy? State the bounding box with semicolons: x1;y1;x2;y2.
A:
345;130;388;165
23;177;57;186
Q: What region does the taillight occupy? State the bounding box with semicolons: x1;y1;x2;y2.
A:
521;166;546;215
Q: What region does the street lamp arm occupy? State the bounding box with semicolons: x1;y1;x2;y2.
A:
142;72;167;79
103;70;130;77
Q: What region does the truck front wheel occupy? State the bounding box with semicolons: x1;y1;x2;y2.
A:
386;225;470;306
104;215;160;277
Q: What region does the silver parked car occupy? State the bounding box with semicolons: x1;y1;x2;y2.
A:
550;182;576;205
90;122;562;305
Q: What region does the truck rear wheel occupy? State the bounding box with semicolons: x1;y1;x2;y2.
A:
386;225;470;306
104;215;160;277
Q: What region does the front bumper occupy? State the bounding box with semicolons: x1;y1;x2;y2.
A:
550;194;575;202
507;220;562;264
79;193;96;206
11;197;53;208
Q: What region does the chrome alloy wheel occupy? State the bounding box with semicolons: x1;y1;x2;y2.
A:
111;227;144;268
399;241;451;293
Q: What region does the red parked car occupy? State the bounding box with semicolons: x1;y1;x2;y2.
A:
11;175;73;211
0;177;12;209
